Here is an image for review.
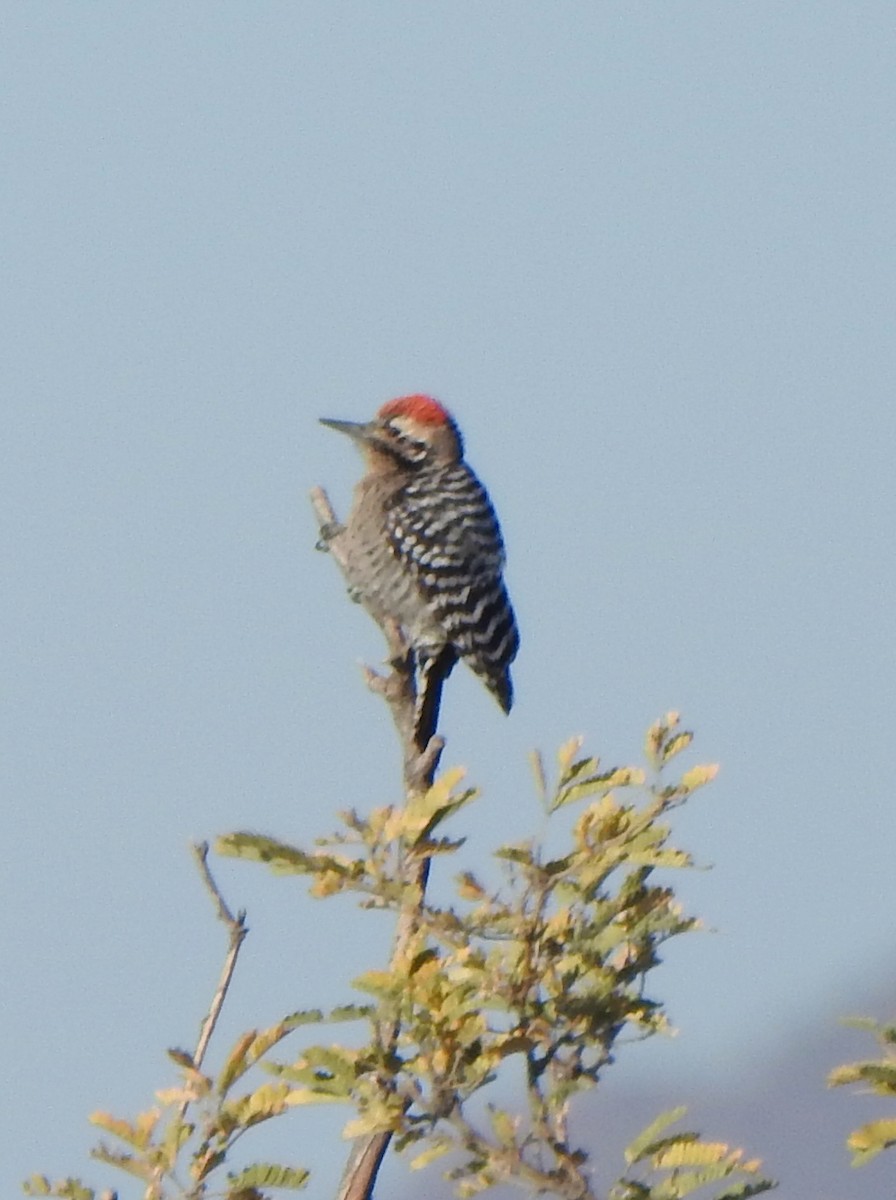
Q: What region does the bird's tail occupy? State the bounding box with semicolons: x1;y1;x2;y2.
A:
413;646;458;751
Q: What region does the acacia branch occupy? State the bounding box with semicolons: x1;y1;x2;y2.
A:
312;484;445;1200
179;842;248;1119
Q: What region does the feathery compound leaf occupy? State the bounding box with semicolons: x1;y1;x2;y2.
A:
847;1118;896;1164
712;1183;778;1199
38;718;769;1200
88;1147;153;1182
679;764;719;793
218;1030;258;1094
650;1142;773;1199
653;1139;733;1168
553;766;645;811
216;832;319;872
557;735;585;774
402;768;477;841
645;712;681;768
624;1106;689;1164
409;1137;454;1170
220;1013;326;1089
22;1178;55;1197
88;1109;159;1150
226;1163;310;1190
353;969;403;1000
327;1003;375;1023
841;1015;886;1034
26;1179;98;1200
829;1060;896;1092
219;1081;299;1130
830;1013;896;1163
662;731;693;763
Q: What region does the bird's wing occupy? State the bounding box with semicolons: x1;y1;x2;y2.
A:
386;464;519;670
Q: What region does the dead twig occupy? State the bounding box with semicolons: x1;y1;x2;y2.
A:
178;842;248;1121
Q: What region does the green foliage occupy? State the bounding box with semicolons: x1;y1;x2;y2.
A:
27;714;773;1199
829;1015;896;1164
615;1107;771;1199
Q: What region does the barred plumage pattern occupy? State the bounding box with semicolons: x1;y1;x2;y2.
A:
387;460;519;711
321;394;519;720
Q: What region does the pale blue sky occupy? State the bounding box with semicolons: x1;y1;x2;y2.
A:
3;5;894;1198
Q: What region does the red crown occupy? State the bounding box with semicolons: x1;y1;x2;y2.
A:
377;394;453;426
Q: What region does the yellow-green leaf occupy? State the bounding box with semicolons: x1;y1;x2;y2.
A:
557;735;585;773
624;1106;688;1164
226;1163;310;1190
218;1030;257;1094
653;1138;730;1168
22;1177;53;1197
680;763;719;792
409;1138;454;1170
847;1117;896;1164
662;731;693;763
88;1109;159;1150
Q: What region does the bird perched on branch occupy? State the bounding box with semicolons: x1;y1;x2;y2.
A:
319;394;519;743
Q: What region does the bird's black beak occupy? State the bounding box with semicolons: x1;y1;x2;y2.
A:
319;417;372;444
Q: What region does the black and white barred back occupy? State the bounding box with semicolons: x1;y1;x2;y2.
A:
386;458;519;711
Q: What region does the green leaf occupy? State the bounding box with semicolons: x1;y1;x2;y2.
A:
226;1163;310;1190
216;833;360;882
160;1117;193;1168
408;1137;454;1170
653;1139;733;1168
167;1047;196;1070
218;1030;258;1094
645;712;681;768
488;1106;518;1146
23;1182;95;1200
328;1003;375;1023
662;731;693;763
217;1012;329;1092
840;1015;881;1033
283;1007;327;1027
829;1059;896;1093
555;766;646;811
529;749;548;802
88;1109;159;1151
494;843;535;865
848;1117;896;1164
193;1147;227;1182
353;969;402;999
402;770;478;841
713;1183;777;1199
679;764;719;793
21;1178;54;1197
280;1045;358;1097
624;1106;688;1164
557;735;586;774
89;1146;153;1181
216;832;315;870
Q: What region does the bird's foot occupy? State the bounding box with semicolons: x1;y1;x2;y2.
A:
315;520;345;552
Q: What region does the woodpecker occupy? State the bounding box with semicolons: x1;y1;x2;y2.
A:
319;394;519;738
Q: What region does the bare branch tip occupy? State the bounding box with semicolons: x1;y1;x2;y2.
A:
417;735;445;778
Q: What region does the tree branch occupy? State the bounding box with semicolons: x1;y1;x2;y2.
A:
181;842;248;1115
312;485;445;1200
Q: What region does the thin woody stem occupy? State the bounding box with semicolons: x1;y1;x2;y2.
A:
186;842;249;1081
313;485;445;1200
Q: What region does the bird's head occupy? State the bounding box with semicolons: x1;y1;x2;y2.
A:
320;394;463;468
